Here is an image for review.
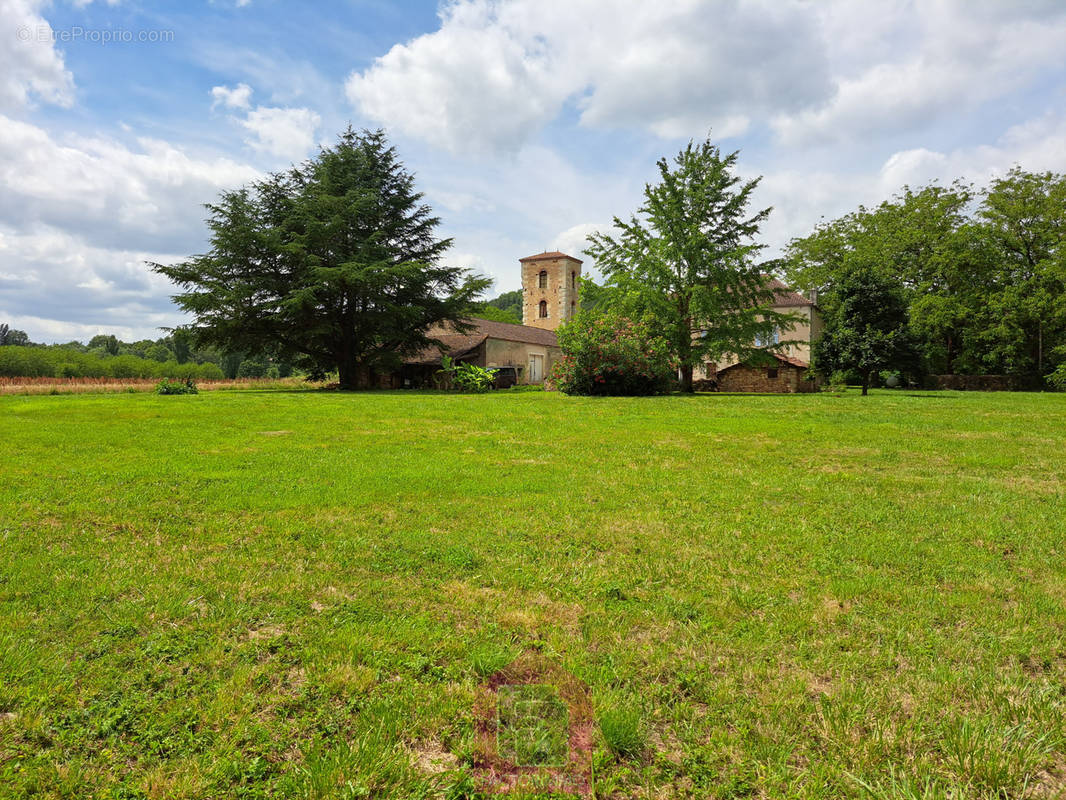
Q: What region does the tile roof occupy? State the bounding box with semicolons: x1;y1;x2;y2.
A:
427;318;559;347
406;318;560;364
404;334;487;366
718;352;810;372
766;277;816;307
518;251;583;264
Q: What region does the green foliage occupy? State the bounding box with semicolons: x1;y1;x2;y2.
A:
587;137;796;392
0;323;32;347
1047;363;1066;390
145;343;172;363
485;289;523;320
236;358;268;379
551;311;674;396
0;346;229;380
468;303;521;324
154;377;198;395
598;706;645;759
814;267;919;395
151;128;490;389
88;334;121;356
785;171;1066;382
438;355;496;392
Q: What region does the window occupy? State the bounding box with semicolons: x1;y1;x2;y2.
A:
570;271;576;289
755;327;780;347
539;300;548;318
538;270;548;289
767;368;779;380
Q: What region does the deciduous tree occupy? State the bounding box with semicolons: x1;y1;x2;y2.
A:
814;267;918;395
586;138;792;392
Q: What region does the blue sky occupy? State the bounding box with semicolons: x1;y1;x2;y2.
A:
3;0;1066;342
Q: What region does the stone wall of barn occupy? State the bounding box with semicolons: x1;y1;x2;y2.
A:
716;364;816;393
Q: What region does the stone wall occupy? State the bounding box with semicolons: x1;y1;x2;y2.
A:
933;374;1022;391
717;364;816;393
484;338;562;384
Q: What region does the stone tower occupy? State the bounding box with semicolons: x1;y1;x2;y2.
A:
520;251;582;331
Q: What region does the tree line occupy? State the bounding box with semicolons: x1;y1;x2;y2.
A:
16;126;1050;395
0;326;292;380
783;170;1066;389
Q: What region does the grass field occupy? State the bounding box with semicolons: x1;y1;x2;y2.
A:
2;389;1065;799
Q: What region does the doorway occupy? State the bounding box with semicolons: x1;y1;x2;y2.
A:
528;354;544;383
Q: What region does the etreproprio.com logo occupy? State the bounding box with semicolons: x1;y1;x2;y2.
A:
16;25;175;44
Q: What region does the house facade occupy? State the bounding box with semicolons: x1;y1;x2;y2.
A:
699;279;824;393
398;317;562;387
387;252;575;387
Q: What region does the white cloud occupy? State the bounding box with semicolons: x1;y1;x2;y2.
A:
211;82;253;110
0;116;263;342
746;109;1066;258
346;0;832;154
346;0;1066;158
239;106;321;159
0;115;260;252
878;112;1066;192
550;222;612;269
772;2;1066;145
0;0;75;110
0;224;189;341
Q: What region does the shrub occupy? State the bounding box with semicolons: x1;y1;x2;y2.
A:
1047;364;1066;391
237;358;268;378
197;362;225;380
550;312;674;396
438;356;496;392
155;377;198;395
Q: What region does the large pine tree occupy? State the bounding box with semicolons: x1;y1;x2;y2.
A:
152;128;489;389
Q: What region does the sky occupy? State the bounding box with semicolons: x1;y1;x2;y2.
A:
2;0;1066;343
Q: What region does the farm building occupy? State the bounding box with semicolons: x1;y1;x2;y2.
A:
397;317;563;388
696;278;824;393
712;353;818;393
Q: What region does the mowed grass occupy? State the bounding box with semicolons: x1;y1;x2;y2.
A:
1;388;1065;799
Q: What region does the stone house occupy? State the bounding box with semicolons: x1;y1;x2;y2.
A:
698;278;823;393
397;317;563;387
389;251;580;387
715;353;817;393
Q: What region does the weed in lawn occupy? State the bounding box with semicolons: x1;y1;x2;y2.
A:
598;706;645;759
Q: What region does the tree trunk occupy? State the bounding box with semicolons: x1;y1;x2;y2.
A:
679;364;694;393
862;370;870;396
338;358;358;390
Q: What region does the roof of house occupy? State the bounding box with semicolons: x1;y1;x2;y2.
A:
718;352;810;372
429;317;559;347
406;318;560;365
405;334;488;366
519;251;583;264
766;277;816;308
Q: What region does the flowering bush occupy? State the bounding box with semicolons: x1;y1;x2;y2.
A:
550;312;675;396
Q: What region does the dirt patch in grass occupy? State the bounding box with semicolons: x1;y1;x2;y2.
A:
465;653;596;797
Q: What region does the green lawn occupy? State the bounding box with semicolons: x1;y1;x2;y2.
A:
2;389;1065;799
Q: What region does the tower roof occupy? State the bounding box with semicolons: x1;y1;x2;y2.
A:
518;251;583;264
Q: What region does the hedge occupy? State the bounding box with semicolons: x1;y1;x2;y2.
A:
0;347;225;380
